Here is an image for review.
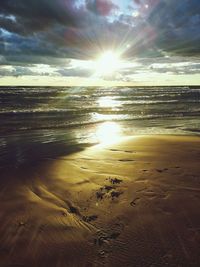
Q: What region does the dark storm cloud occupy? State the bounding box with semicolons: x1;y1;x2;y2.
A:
0;0;114;63
0;16;24;35
147;0;200;55
1;55;71;67
86;0;118;16
0;0;200;78
0;0;88;35
128;0;200;56
117;55;200;77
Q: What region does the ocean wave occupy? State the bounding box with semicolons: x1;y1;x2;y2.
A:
0;108;78;115
0;86;200;135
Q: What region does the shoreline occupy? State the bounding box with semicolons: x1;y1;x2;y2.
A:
1;135;200;266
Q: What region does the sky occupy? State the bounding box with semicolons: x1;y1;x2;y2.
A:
0;0;200;86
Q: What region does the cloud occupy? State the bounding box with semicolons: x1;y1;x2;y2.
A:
57;67;92;77
0;0;91;35
147;0;200;55
133;0;141;5
0;0;200;80
86;0;118;16
0;66;37;77
149;61;200;75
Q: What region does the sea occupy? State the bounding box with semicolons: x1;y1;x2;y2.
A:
0;86;200;167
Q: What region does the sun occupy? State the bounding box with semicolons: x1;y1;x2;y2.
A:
94;50;121;77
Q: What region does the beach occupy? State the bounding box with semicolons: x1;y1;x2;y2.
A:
1;0;200;265
1;135;200;266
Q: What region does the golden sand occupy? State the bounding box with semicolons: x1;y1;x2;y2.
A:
1;135;200;266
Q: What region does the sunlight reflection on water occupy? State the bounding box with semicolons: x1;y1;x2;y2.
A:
95;121;122;145
93;96;123;145
97;96;120;108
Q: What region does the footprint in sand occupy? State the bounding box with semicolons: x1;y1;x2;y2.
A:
83;215;98;223
96;187;123;201
109;177;123;184
80;166;88;170
94;231;121;247
96;191;106;200
118;159;135;162
96;185;113;200
109;149;135;154
95;178;123;201
111;191;123;199
156;168;168;173
69;205;81;215
130;197;140;206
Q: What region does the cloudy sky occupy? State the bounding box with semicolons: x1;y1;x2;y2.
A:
0;0;200;86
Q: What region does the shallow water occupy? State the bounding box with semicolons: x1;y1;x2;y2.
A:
0;86;200;166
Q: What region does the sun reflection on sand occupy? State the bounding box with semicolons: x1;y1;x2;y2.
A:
95;121;122;145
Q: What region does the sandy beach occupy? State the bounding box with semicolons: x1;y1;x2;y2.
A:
1;135;200;267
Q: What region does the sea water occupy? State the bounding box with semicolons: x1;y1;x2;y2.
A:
0;86;200;166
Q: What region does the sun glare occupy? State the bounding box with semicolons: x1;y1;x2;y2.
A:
95;51;121;77
97;96;120;108
95;121;121;145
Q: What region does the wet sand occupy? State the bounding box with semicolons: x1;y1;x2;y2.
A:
1;135;200;267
